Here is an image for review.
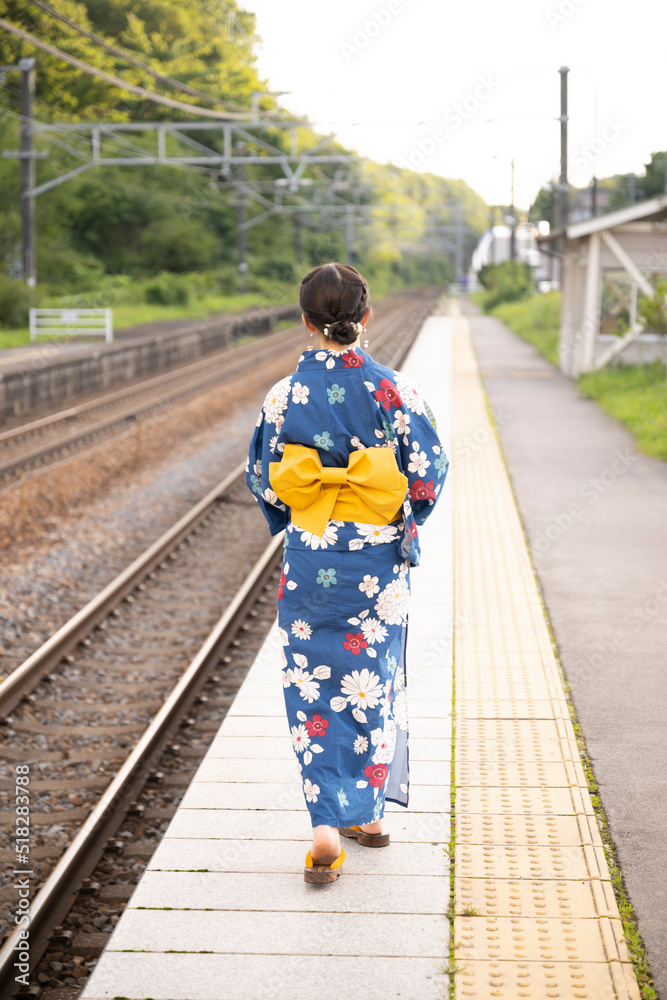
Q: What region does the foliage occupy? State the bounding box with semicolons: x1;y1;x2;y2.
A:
477;260;533;310
579;361;667;461
0;274;35;328
489;291;561;367
608;150;667;211
527;185;554;226
0;0;490;324
638;277;667;337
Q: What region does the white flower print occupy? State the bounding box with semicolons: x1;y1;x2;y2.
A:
261;487;284;507
360;617;388;645
354;523;399;546
291;380;310;404
394;372;425;415
282;669;293;688
375;576;410;625
358;574;380;598
408;448;430;476
353;734;369;755
303;778;320;802
392;689;409;730
350;436;367;450
340;668;383;710
370;719;397;764
299;521;340;550
291;619;312;640
291;724;311;753
290;666;320;703
263;376;291;424
393;410;411;437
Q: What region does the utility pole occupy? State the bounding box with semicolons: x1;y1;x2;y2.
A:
345;205;355;263
455;202;464;283
235;142;247;294
559;66;569;234
293;209;302;266
509;158;516;263
20;57;36;286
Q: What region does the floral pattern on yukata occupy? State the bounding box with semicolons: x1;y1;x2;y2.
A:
246;346;448;825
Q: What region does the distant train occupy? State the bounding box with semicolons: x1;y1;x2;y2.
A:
467;222;557;292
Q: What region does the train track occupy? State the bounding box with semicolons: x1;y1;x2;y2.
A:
0;290;439;998
0;321;304;488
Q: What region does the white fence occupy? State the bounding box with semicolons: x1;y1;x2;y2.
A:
29;308;113;344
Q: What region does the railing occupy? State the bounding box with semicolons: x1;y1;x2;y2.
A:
29;307;113;344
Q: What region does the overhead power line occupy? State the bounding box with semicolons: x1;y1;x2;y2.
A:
0;18;264;120
25;0;240;111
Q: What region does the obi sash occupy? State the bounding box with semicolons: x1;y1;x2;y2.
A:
269;444;408;536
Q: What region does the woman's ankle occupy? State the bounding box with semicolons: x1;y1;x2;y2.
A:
311;823;341;859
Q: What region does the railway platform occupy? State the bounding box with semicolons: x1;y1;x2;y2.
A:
79;305;642;1000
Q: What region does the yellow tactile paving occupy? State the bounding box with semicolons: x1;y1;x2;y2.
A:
451;303;640;999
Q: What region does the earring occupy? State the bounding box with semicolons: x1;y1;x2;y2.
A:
362;326;369;350
306;327;314;349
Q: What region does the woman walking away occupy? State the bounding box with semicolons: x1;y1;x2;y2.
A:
246;262;448;883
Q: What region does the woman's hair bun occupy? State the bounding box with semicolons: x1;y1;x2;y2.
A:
323;318;359;346
300;261;371;347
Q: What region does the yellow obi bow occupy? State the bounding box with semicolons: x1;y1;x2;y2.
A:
269;444;408;536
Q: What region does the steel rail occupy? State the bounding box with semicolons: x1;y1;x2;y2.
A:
0;292;439;996
0;532;284;996
0;291;438;712
0;318;301;449
0;462;246;717
0;340;301;482
0;292;425;482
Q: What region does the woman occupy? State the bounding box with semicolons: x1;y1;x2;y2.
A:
246;262;447;883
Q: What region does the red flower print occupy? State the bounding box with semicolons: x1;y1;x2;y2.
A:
409;479;436;502
342;349;363;368
277;569;287;600
374;378;403;411
364;762;389;788
343;632;368;655
409;520;418;538
305;713;329;738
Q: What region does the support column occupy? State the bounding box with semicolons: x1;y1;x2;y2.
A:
580;231;601;372
19;57;36;287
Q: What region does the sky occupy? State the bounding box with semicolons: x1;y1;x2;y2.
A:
239;0;667;211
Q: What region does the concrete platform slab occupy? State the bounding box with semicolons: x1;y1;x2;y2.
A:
81;312;454;1000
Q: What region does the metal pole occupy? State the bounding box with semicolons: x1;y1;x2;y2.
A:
235;146;247;294
294;209;302;266
559;66;569;234
19;57;36;286
455;203;463;282
346;204;354;262
509;158;516;263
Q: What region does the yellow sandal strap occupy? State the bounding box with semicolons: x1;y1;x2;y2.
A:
305;847;346;869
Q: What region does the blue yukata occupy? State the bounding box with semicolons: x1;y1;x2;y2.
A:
246;345;448;827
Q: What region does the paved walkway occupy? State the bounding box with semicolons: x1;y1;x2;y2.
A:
79;306;643;999
462;297;667;996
